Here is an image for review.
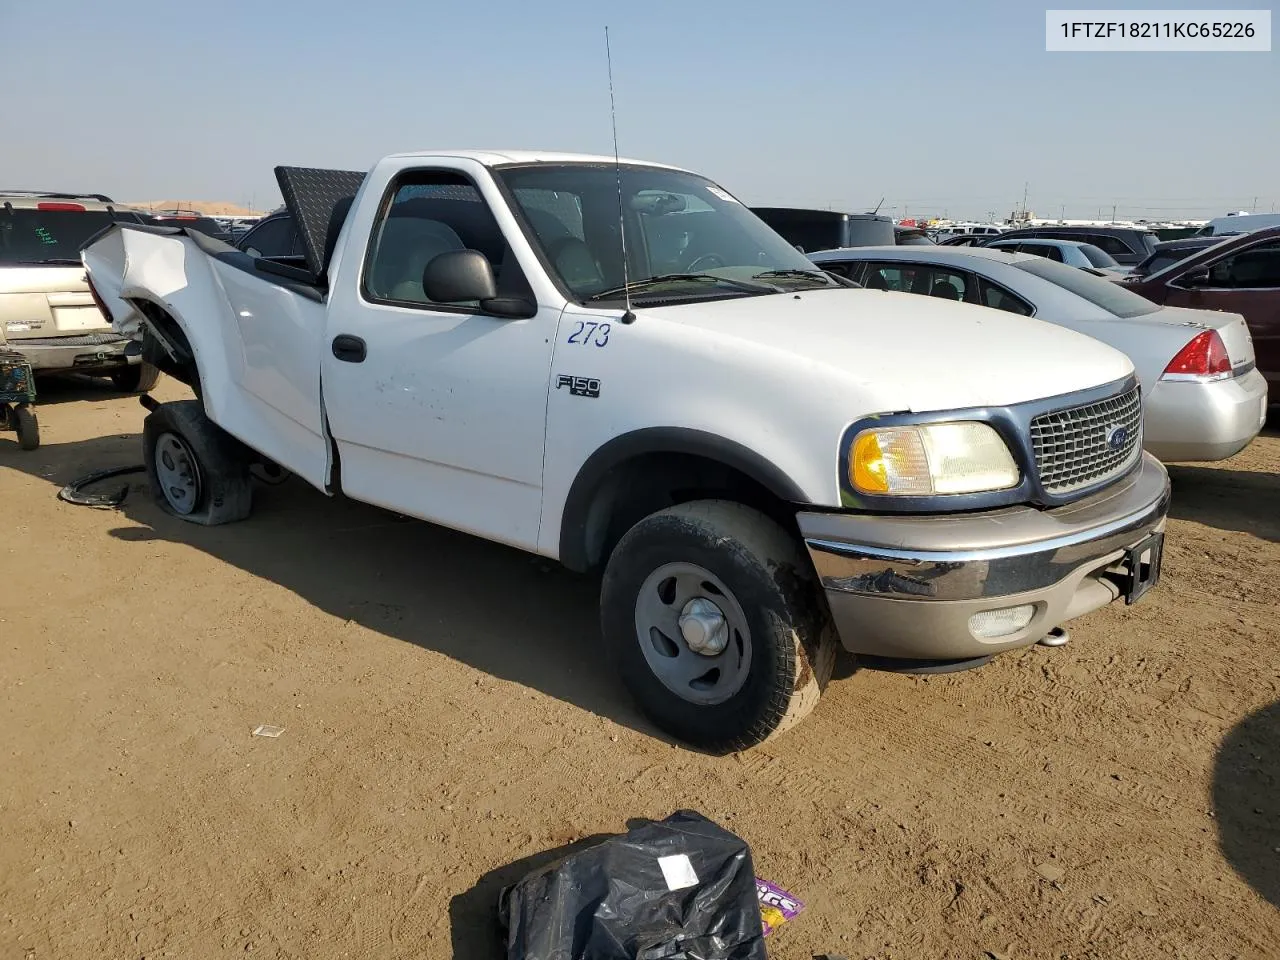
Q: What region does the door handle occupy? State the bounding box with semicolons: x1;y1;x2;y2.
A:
331;334;366;363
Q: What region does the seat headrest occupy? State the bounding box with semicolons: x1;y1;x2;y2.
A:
372;218;465;301
930;279;961;300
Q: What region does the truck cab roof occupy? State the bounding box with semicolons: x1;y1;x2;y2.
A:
382;149;688;171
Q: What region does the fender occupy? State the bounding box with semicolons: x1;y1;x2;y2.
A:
557;427;810;571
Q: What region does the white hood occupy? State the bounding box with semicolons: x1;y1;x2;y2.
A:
642;288;1134;412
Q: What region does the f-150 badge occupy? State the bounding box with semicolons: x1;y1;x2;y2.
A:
556;375;601;398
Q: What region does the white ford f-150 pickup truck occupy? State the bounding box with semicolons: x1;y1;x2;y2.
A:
82;151;1170;752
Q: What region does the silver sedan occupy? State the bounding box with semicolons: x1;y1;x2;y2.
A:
809;245;1268;462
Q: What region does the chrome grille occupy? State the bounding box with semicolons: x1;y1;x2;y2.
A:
1030;387;1142;495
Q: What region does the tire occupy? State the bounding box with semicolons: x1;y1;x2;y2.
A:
14;406;39;451
111;362;162;393
142;400;253;525
601;500;837;753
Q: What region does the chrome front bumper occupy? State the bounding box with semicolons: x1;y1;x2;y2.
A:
798;452;1171;660
1143;368;1268;463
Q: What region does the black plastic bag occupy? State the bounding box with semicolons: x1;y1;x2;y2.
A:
497;810;767;960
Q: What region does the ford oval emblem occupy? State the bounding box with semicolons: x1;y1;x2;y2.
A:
1105;425;1129;451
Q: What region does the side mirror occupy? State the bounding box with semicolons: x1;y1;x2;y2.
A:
421;249;537;320
1178;268;1210;288
422;250;497;303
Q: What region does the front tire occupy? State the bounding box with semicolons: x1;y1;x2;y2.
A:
143;400;252;525
601;500;836;753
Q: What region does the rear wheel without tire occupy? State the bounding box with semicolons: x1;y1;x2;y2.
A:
111;362;161;393
142;400;253;525
601;500;836;753
14;406;39;451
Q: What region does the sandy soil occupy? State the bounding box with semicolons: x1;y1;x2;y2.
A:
2;377;1278;960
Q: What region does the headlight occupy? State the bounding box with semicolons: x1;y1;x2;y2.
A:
849;422;1020;496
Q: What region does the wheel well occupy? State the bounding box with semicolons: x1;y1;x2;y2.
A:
132;300;201;396
562;451;801;573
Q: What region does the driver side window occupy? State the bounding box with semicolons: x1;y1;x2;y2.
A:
862;263;971;301
363;171;530;308
1203;243;1280;289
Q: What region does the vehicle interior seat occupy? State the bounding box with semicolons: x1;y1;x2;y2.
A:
548;236;604;292
864;270;889;290
520;201;606;293
394;197;540;302
400;198;504;263
370;217;465;302
930;277;961;300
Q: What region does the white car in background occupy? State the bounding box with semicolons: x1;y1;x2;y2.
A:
985;237;1132;277
809;245;1267;462
1196;212;1280;237
0;191;156;390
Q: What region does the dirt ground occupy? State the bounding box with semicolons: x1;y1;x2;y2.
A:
2;377;1278;960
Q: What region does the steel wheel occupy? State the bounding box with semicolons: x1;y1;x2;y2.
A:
154;432;202;516
633;561;753;706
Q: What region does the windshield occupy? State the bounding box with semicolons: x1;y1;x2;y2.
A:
0;209;119;264
1078;243;1119;268
495;164;836;302
1014;256;1159;318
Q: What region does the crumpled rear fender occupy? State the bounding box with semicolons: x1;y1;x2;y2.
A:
84;224;244;418
82;224;333;492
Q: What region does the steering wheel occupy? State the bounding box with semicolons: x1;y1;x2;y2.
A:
684;253;726;272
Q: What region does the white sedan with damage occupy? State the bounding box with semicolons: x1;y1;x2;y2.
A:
810;245;1268;462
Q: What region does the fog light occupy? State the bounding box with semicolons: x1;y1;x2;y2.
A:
968;604;1035;639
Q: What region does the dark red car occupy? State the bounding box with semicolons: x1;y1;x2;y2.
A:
1123;225;1280;406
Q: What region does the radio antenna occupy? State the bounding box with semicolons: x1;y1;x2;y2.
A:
871;196;885;215
605;26;635;324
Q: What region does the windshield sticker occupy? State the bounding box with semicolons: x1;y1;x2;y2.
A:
706;185;739;204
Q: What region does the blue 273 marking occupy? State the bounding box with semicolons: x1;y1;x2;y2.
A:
567;321;611;347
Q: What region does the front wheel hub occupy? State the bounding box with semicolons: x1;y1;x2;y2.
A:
633;562;753;706
679;597;728;656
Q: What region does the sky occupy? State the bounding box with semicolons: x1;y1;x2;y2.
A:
2;0;1275;220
